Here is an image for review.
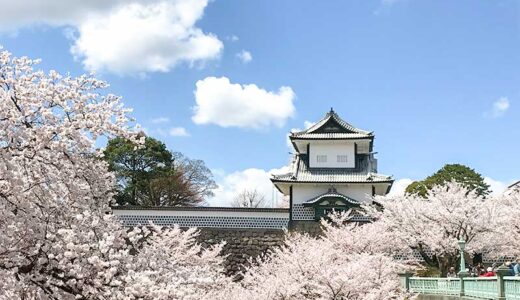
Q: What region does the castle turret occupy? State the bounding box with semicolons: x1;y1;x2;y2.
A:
271;109;393;223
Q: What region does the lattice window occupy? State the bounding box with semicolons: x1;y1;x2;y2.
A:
395;250;515;264
394;249;433;262
116;215;289;229
482;254;515;264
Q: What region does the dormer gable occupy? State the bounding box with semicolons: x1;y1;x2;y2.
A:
311;117;353;134
303;108;371;135
289;108;374;154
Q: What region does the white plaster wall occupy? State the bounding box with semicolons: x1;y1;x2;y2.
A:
309;142;355;168
336;185;373;203
374;184;390;196
292;184;373;204
292;185;330;204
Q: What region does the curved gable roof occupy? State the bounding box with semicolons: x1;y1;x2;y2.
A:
302;187;360;207
291;108;372;139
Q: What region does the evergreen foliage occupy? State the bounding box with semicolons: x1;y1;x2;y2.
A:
405;164;490;197
104;136;217;206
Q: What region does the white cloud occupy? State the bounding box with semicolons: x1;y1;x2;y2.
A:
168;127;189;137
192;76;296;129
487;97;510;118
287;120;313;148
387;178;414;197
209;166;289;207
151;117;170;124
71;1;222;74
289;120;312;135
0;0;223;75
236;50;252;63
303;120;314;129
0;0;117;29
484;177;509;196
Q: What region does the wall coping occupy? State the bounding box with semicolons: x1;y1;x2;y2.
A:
111;206;289;213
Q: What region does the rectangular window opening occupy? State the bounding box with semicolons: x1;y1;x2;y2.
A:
337;155;348;163
317;155;327;163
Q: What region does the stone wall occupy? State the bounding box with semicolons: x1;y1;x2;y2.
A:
196;228;287;278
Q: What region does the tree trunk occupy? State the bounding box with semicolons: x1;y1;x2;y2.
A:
437;254;458;277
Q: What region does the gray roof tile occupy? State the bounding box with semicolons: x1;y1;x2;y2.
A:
290;109;373;139
271;154;393;183
291;132;372;139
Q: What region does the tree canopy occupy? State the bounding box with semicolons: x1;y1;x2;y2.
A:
373;182;499;276
0;48;227;299
405;164;490;197
104;136;217;206
220;214;411;299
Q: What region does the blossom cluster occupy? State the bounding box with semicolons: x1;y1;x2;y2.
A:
217;214;413;300
0;48;228;299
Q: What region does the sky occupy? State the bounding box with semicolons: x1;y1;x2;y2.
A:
0;0;519;205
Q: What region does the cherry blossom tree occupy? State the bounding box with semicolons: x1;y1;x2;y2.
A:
219;214;413;300
0;48;228;299
493;190;520;258
369;182;501;276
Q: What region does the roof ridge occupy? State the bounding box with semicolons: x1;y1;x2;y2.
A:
291;110;372;136
328;111;371;134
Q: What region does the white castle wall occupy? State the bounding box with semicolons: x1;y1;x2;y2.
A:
292;184;373;205
309;141;356;168
113;208;289;229
291;184;373;221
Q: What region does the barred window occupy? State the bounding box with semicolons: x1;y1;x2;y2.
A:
337;155;348;163
317;155;327;163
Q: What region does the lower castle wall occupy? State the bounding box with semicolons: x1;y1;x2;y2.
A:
195;228;287;278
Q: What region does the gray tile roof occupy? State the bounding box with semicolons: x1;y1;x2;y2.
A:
291;132;373;139
271;154;393;183
290;109;373;139
111;206;289;213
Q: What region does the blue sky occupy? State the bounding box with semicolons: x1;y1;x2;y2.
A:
1;0;518;204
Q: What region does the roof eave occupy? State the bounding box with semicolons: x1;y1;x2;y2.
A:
270;178;291;193
111;206;290;213
289;135;374;141
270;179;394;184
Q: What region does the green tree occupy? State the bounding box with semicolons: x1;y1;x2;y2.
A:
104;136;216;206
405;164;490;197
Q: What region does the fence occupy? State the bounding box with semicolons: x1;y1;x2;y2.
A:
505;277;520;300
407;277;460;296
400;267;520;299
